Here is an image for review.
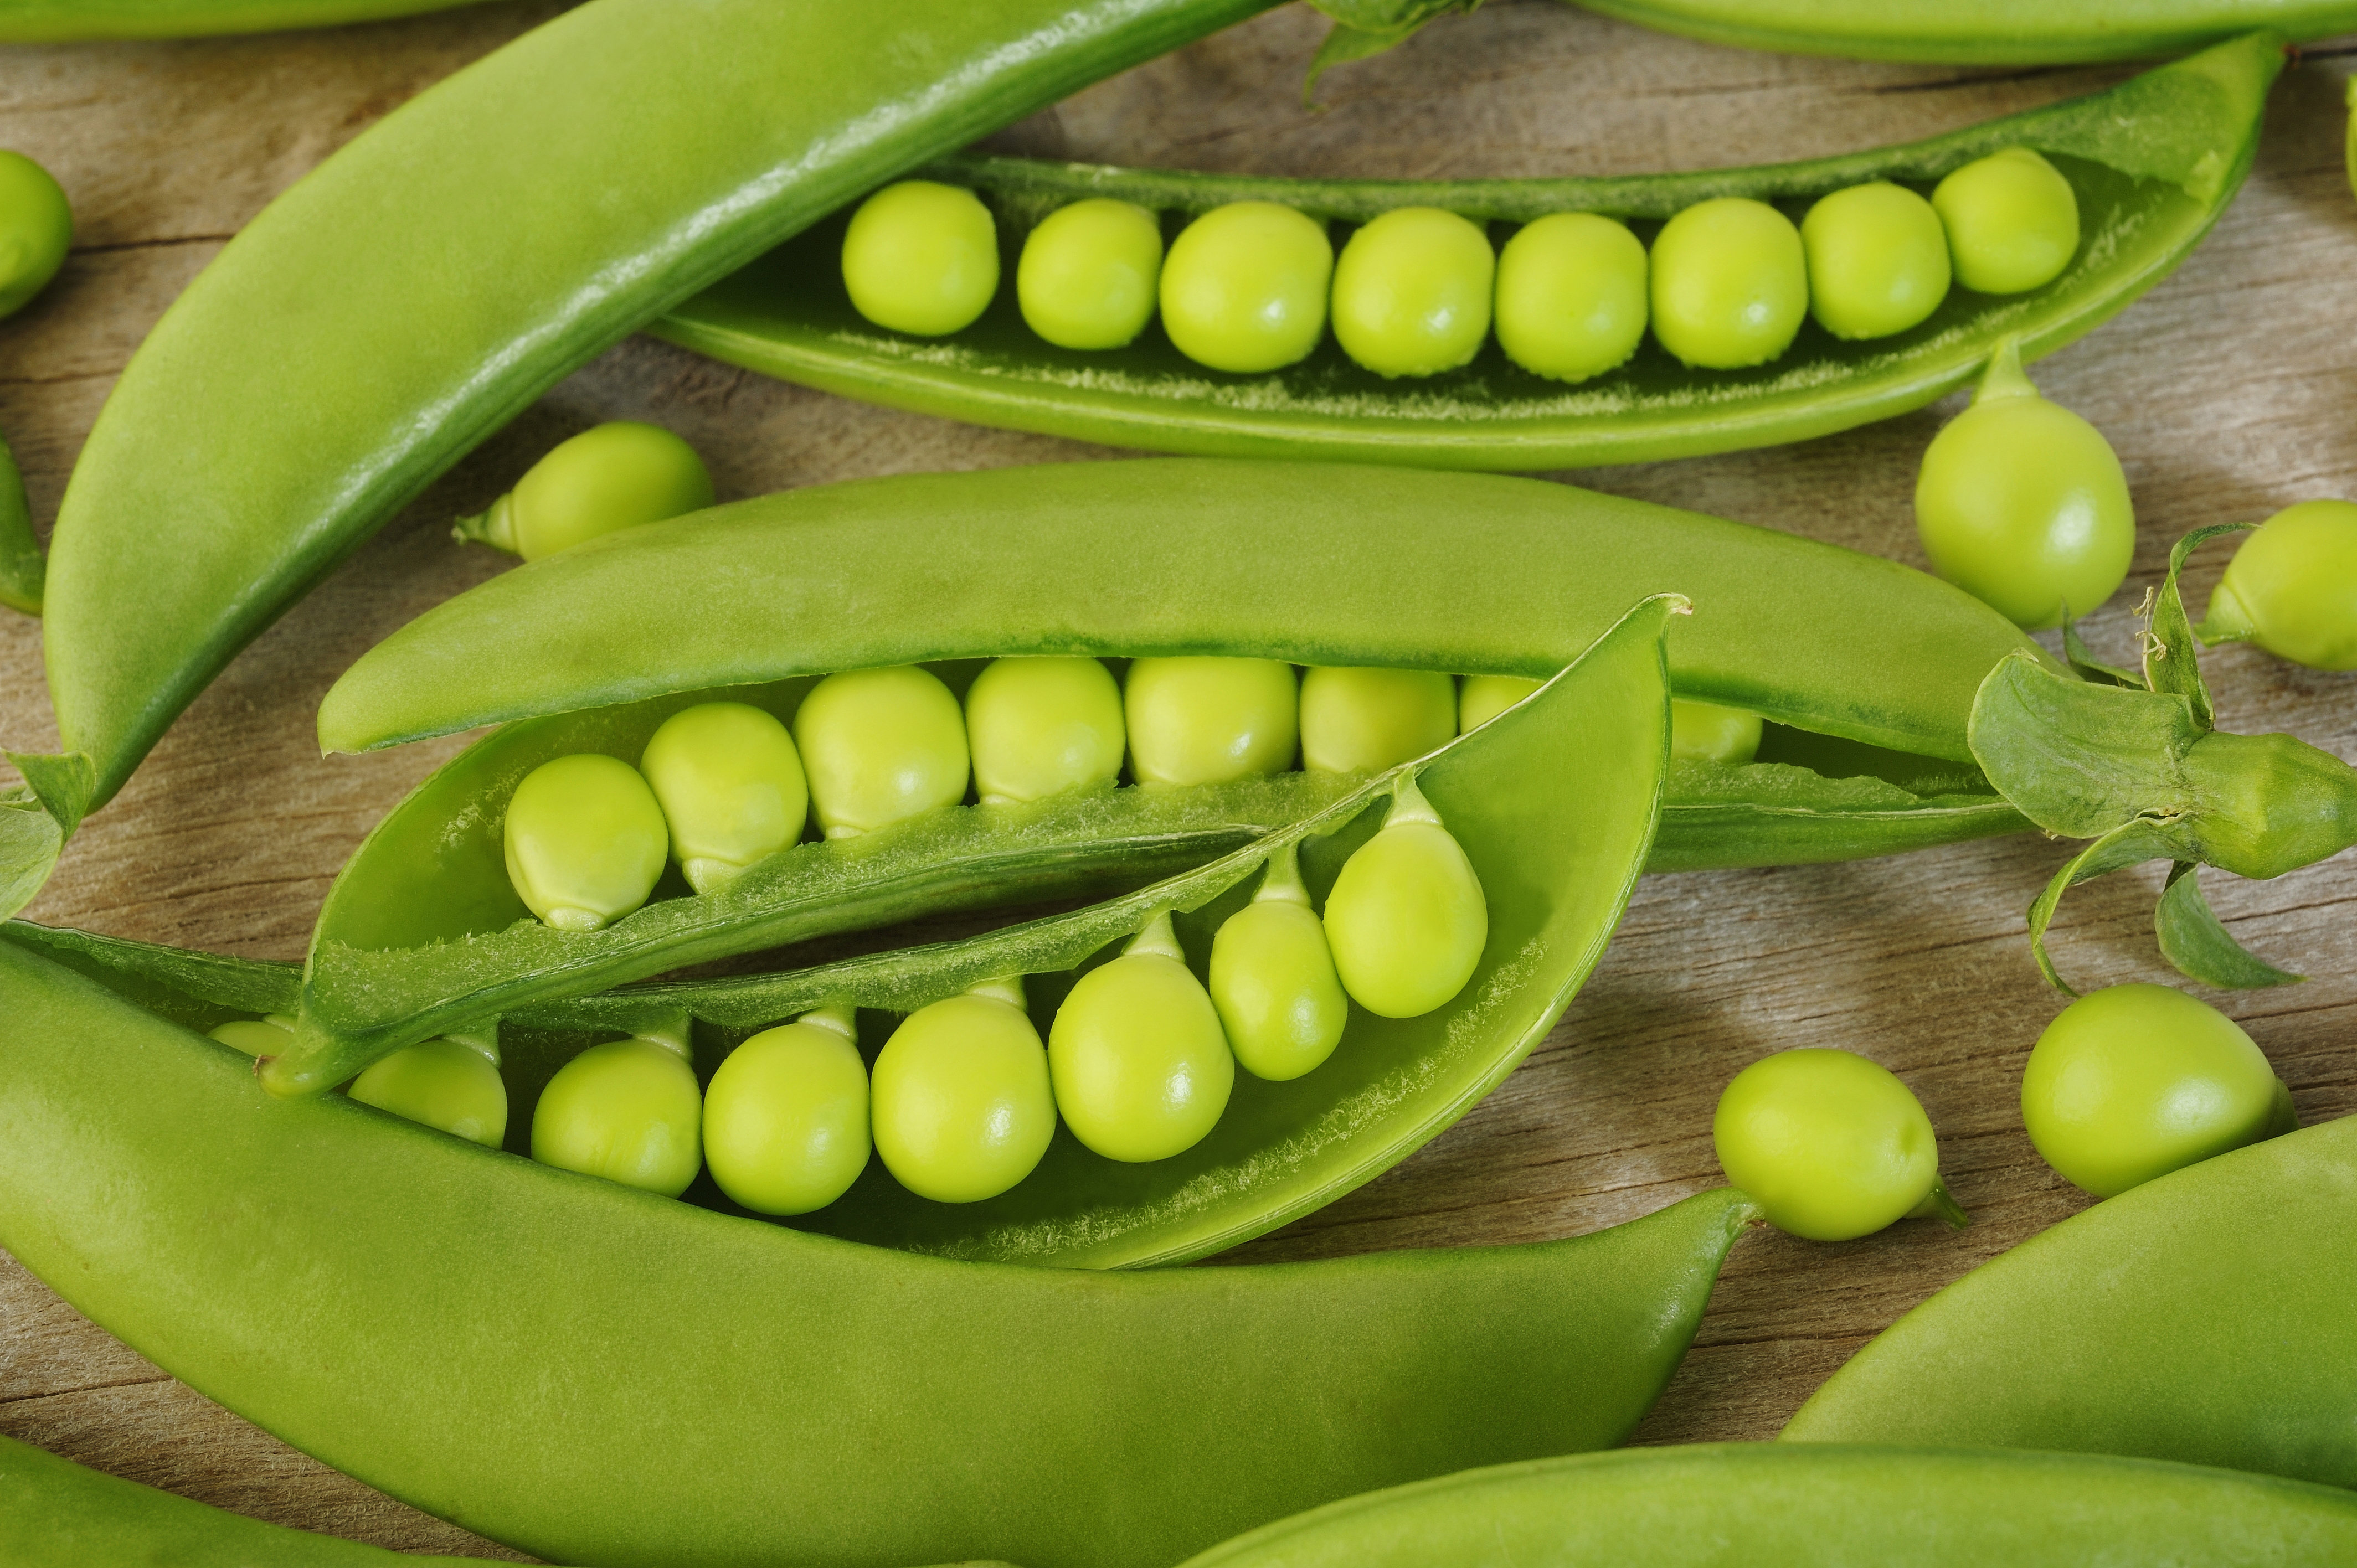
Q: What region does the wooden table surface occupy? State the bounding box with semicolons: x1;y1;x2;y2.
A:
4;2;2355;1557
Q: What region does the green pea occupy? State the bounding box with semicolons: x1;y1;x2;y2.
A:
1017;198;1164;351
455;421;714;562
1713;1047;1965;1241
1493;213;1648;384
1049;912;1234;1162
640;700;809;894
1648;197;1807;370
965;655;1125;804
350;1035;508;1149
1915;339;2132;629
703;1005;868;1215
840;180;999;337
2022;983;2292;1200
1208;842;1347;1082
1300;666;1455;774
1330;207;1495;379
871;979;1054;1203
2198;499;2357;671
208;1013;296;1056
503;752;669;931
1159;202;1333;374
1124;656;1298;786
1322;780;1485;1019
531;1036;703;1198
1457;673;1542;734
791;665;970;838
1932;147;2080;295
1671;698;1762;764
0;150;70;319
1801;181;1951;341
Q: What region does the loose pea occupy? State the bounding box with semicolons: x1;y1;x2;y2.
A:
0;150;71;319
2022;983;2292;1200
1494;213;1647;384
208;1013;296;1056
1049;912;1234;1162
840;180;999;337
871;979;1055;1203
792;666;970;838
351;1035;508;1149
640;700;809;894
1017;198;1164;351
531;1036;702;1198
1648;197;1808;370
1801;181;1950;341
1159;202;1334;374
2198;499;2357;670
1458;673;1542;734
1124;656;1298;787
503;752;670;931
455;421;713;561
1322;780;1485;1019
1671;698;1763;764
1330;207;1495;379
1209;842;1348;1082
1713;1048;1965;1241
965;656;1125;804
703;1005;868;1215
1932;147;2080;295
1300;666;1455;774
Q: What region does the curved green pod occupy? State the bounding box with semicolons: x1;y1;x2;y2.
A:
0;432;38;616
1567;1;2351;65
0;0;487;39
655;34;2279;470
0;931;1758;1568
1782;1112;2357;1487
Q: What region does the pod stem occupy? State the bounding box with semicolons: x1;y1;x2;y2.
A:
797;1003;857;1043
1910;1176;1972;1231
632;1010;693;1062
451;491;519;554
1253;840;1311;906
1383;773;1443;831
1124;909;1186;963
966;976;1027;1010
1972;336;2038;406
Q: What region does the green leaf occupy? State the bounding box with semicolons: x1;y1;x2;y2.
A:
2061;615;2142;689
2025;817;2189;995
1968;653;2200;840
0;794;63;924
2140;524;2248;729
1301;1;1479;105
6;750;95;840
2154;861;2302;989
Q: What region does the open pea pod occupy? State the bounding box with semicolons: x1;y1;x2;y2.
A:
655;33;2279;470
1566;1;2350;64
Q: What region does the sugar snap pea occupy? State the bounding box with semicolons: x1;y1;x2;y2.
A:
0;0;492;39
1567;1;2346;64
655;34;2278;468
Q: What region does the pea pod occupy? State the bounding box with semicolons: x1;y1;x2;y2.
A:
655;34;2278;470
1566;1;2348;64
0;431;37;616
0;933;1759;1568
0;0;492;39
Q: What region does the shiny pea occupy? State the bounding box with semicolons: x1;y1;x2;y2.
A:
1048;911;1234;1162
455;421;714;561
1713;1047;1965;1241
965;655;1125;804
1493;213;1648;384
1322;780;1485;1019
1124;656;1298;786
792;665;970;838
531;1036;702;1198
703;1005;868;1215
1209;842;1347;1082
208;1013;296;1056
1649;197;1807;370
1458;673;1542;734
871;979;1055;1203
351;1035;508;1149
1300;666;1455;774
1330;207;1495;379
0;149;71;319
1932;147;2080;296
2198;499;2357;670
1017;198;1163;351
1159;202;1333;374
503;752;669;931
640;700;809;894
1671;698;1762;764
1801;181;1950;341
840;180;999;337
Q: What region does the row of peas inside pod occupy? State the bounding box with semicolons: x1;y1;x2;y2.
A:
839;145;2078;380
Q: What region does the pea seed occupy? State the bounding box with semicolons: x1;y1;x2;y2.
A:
1159;202;1334;374
1671;698;1762;764
455;421;714;561
1300;666;1455;773
503;752;670;931
351;1036;508;1149
1049;911;1234;1162
792;666;970;838
640;700;809;894
1458;673;1542;734
1017;198;1164;351
965;655;1125;804
531;1035;702;1198
1493;212;1648;385
703;1005;868;1215
1124;656;1298;786
1209;842;1347;1082
1648;197;1807;370
208;1013;296;1056
1330;207;1495;379
0;150;70;319
1713;1047;1963;1241
872;979;1054;1203
2198;499;2357;670
1801;181;1950;341
1322;780;1485;1019
840;180;999;337
1932;147;2079;295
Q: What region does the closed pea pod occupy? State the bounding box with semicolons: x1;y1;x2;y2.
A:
530;1024;702;1198
1801;180;1949;340
1330;206;1494;379
503;752;669;931
1493;212;1647;384
840;179;1000;337
793;664;970;837
1208;840;1348;1082
703;1004;868;1215
1049;910;1236;1162
1160;201;1335;373
452;420;713;562
1323;778;1485;1019
1126;655;1299;786
965;654;1126;803
1017;197;1164;350
2196;499;2357;670
1553;3;2344;65
639;699;809;895
1299;665;1455;774
872;978;1056;1202
1712;1047;1967;1241
1647;197;1807;369
1934;147;2080;295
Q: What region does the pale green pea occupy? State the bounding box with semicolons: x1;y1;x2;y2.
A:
1649;197;1807;370
0;150;71;319
1300;666;1455;774
351;1036;508;1149
1048;911;1235;1163
455;421;713;561
1017;198;1164;351
792;666;970;838
703;1005;868;1216
1330;207;1495;379
640;700;809;894
2198;499;2357;671
1209;842;1347;1082
1124;656;1298;787
1671;698;1763;764
1932;147;2080;295
531;1036;703;1198
1159;202;1333;374
1714;1047;1964;1241
840;180;999;337
1801;181;1951;341
1494;212;1648;384
1458;673;1542;734
1322;780;1485;1020
965;656;1125;804
503;752;670;931
208;1013;296;1056
871;979;1055;1203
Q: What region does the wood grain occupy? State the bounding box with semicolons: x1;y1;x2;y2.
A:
3;1;2354;1555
